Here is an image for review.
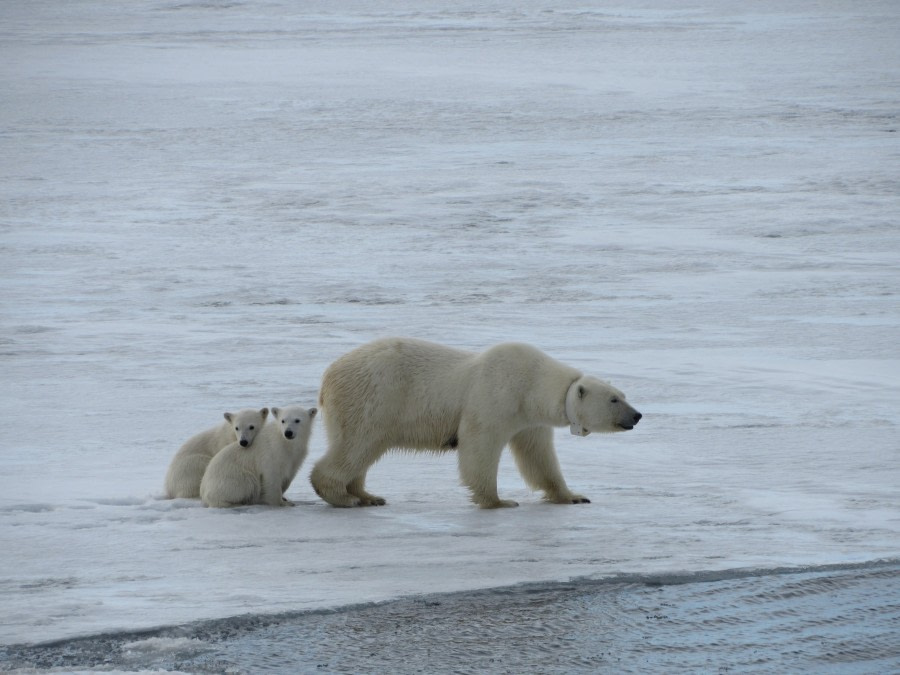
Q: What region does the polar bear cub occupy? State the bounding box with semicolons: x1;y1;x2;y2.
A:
165;408;269;499
200;405;317;508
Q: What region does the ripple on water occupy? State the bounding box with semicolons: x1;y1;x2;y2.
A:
2;561;898;674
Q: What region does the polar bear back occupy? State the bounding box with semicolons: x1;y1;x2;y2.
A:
319;338;581;451
183;421;233;459
320;338;473;451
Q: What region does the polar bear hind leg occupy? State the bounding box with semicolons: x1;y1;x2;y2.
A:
509;426;590;504
311;440;387;507
166;454;212;499
310;459;360;507
202;467;260;508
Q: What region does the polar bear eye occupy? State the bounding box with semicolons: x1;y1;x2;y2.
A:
249;425;255;430
611;397;619;404
294;418;301;424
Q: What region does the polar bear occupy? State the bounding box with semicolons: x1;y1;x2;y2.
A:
200;405;317;508
310;338;642;509
164;408;269;499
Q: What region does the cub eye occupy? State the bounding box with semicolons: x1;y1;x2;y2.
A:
235;426;240;431
281;419;286;424
294;419;301;424
249;425;255;430
611;397;619;404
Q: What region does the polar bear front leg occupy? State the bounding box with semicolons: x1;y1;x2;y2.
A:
261;472;289;507
510;426;590;504
457;420;518;509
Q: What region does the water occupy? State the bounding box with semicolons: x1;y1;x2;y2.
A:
1;0;898;670
3;561;898;674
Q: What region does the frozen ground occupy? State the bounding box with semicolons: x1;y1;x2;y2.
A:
1;0;898;665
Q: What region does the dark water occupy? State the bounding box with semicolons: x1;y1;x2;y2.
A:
3;561;898;674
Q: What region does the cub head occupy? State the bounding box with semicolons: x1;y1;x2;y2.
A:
565;376;641;436
223;407;269;447
271;405;317;441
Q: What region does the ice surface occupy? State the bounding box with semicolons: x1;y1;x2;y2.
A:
1;0;898;647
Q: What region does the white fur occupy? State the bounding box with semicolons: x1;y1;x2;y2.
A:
310;338;641;509
164;408;269;499
200;406;317;508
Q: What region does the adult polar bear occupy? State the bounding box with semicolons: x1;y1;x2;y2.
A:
311;338;641;509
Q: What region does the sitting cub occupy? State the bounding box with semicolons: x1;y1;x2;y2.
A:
200;405;317;507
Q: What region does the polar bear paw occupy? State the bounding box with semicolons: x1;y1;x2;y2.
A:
328;495;363;508
477;498;520;509
547;492;590;505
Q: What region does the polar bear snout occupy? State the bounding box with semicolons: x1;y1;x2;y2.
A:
239;439;250;447
617;409;642;431
284;429;294;439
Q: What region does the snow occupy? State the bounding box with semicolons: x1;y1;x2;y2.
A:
1;0;899;647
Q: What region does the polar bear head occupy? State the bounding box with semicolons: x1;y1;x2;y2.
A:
223;408;269;447
565;376;641;436
271;405;318;441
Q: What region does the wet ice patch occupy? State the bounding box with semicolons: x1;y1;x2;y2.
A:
121;636;212;657
88;497;148;507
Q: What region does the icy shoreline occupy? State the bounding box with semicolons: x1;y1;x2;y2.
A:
4;560;899;673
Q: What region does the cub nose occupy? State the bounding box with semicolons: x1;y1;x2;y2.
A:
633;412;642;424
284;429;294;439
240;439;249;447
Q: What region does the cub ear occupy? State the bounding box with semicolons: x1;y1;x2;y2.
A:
224;412;234;423
577;385;585;399
308;407;318;418
269;408;279;419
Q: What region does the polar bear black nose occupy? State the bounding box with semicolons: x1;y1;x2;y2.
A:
633;412;643;424
284;429;294;439
240;439;249;447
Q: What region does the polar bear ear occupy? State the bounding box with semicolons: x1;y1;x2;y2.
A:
270;407;280;419
224;412;234;423
308;407;318;418
578;385;586;399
